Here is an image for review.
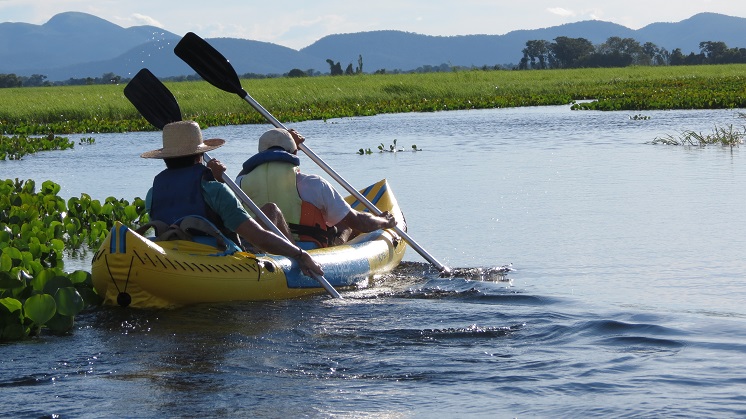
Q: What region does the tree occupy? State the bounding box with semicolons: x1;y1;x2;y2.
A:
101;72;121;84
683;52;706;65
520;40;551;69
0;73;22;88
356;54;363;74
287;68;307;78
699;41;728;63
577;51;633;68
326;59;343;75
344;63;354;75
598;37;647;65
669;48;686;65
549;36;594;68
23;74;48;87
643;42;669;66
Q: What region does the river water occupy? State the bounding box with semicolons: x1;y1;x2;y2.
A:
2;105;746;417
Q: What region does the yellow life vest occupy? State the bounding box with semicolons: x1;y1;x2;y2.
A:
239;161;333;247
240;161;303;224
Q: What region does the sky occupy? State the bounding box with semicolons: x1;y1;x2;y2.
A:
1;0;745;50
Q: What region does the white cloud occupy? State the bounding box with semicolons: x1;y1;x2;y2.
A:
130;13;163;28
547;7;576;18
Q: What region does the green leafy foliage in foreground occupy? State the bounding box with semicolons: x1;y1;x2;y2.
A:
0;179;149;341
1;65;745;135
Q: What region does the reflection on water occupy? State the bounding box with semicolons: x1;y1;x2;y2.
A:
2;106;746;417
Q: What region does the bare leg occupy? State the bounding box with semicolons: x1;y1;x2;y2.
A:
259;202;294;242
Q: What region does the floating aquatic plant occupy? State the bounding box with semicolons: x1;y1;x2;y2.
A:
0;134;74;160
358;139;421;154
649;124;745;147
0;178;149;341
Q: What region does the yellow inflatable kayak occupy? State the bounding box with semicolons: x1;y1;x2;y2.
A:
91;179;406;308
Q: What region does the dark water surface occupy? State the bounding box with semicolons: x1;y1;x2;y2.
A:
2;106;746;417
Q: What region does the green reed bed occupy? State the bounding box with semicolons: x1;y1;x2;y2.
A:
649;123;746;146
0;64;745;135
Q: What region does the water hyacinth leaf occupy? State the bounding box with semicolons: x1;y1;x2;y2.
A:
124;204;139;221
47;221;64;239
90;221;108;241
75;285;103;307
0;271;23;289
31;269;56;291
34;229;49;244
45;312;74;335
50;239;64;252
54;287;84;316
42;195;61;213
0;253;13;272
66;196;80;215
0;296;23;314
68;270;91;285
28;241;41;259
26;260;43;276
21;179;36;193
89;199;102;215
41;180;61;195
24;293;56;325
101;202;114;216
1;321;26;341
43;275;73;295
21;250;35;270
0;252;12;272
65;220;79;236
3;246;22;262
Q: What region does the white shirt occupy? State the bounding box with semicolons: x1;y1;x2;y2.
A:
296;172;352;226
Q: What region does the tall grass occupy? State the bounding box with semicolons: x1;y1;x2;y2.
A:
1;64;745;135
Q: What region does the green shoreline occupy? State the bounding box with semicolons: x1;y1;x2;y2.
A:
1;64;745;135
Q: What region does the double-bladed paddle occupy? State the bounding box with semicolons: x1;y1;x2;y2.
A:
124;68;342;298
174;32;451;275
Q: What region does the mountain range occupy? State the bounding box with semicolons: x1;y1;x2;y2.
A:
1;11;745;82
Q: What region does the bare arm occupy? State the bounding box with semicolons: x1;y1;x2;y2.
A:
339;210;396;234
235;218;323;277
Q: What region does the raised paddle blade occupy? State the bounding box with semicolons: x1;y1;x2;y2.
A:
124;68;182;129
174;32;247;97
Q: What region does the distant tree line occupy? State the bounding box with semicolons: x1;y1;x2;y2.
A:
519;37;746;69
2;38;745;88
0;72;129;88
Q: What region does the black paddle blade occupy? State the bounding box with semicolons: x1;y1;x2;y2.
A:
174;32;247;97
124;68;182;129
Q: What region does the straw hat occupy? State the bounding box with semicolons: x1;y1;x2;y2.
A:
258;128;297;153
141;120;225;159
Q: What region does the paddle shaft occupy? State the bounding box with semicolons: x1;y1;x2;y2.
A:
174;32;449;273
239;92;451;274
204;152;342;299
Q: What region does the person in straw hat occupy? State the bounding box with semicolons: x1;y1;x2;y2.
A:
235;127;396;248
142;120;323;277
